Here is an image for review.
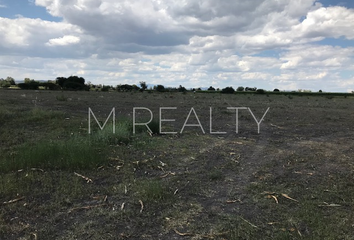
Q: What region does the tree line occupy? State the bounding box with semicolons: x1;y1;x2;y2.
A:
2;76;331;94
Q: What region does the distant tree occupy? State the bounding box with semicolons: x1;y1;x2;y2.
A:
178;85;187;92
245;87;257;91
101;85;111;92
140;81;147;91
256;89;266;94
208;86;215;91
132;84;140;91
221;86;235;94
0;78;10;88
273;88;280;92
24;78;32;84
5;76;15;85
236;86;244;91
43;81;60;90
155;85;165;92
67;76;85;85
319;90;322;93
17;80;40;90
56;76;86;90
56;77;68;88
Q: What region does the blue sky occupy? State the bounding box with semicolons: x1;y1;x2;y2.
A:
0;0;353;92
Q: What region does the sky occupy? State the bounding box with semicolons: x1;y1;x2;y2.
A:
0;0;353;92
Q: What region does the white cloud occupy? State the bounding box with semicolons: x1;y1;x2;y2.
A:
46;35;80;46
0;0;352;92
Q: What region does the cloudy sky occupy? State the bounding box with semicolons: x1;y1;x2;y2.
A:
0;0;353;92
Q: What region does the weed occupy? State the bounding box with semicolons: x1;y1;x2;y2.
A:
56;94;68;101
135;179;172;202
0;137;106;172
209;169;224;181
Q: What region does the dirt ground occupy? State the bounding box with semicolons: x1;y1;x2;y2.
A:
0;89;353;239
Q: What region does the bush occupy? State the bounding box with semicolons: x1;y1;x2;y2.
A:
43;82;61;90
101;85;111;92
273;88;280;92
221;86;235;94
236;86;244;91
0;80;11;88
155;85;165;92
208;86;215;91
178;85;187;92
56;95;68;101
17;81;40;90
63;81;86;90
256;89;266;94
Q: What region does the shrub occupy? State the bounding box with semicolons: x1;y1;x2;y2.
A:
236;86;244;91
256;89;266;94
43;82;61;90
155;85;165;92
133;118;160;135
17;81;40;90
208;86;215;91
178;85;187;92
273;88;280;92
135;179;172;202
221;86;235;94
56;95;68;101
101;85;111;92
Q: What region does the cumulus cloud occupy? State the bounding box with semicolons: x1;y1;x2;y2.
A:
0;0;353;92
46;35;80;46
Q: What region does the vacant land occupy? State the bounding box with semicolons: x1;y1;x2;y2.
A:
0;89;353;239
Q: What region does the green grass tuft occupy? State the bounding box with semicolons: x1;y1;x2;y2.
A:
1;137;106;172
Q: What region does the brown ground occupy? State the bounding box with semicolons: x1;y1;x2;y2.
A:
0;89;353;239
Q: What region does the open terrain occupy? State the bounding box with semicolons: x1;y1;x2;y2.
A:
0;89;353;239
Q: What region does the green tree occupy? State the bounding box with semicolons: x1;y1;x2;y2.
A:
140;81;147;91
155;85;165;92
5;76;15;85
178;85;187;92
221;86;235;94
236;86;244;91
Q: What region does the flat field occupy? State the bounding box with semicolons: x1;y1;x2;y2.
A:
0;89;353;239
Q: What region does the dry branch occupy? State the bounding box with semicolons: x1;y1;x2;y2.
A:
173;229;193;236
3;197;25;205
139;199;144;213
74;172;93;183
281;193;298;202
240;216;258;228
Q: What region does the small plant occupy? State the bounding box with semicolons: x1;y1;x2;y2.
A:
133;118;160;135
91;120;132;145
1;137;106;172
56;95;68;101
209;169;224;181
135;179;172;202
